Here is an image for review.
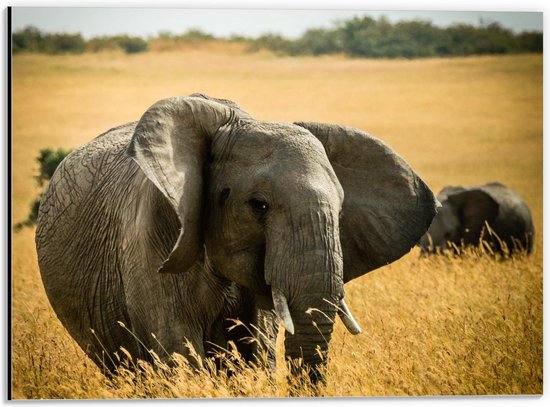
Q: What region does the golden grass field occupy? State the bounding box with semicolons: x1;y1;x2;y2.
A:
11;48;543;398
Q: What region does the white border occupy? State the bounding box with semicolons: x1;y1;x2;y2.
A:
2;1;547;406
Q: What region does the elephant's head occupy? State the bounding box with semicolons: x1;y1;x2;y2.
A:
127;94;437;383
419;186;499;253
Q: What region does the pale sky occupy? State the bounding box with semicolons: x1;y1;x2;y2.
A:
11;7;543;40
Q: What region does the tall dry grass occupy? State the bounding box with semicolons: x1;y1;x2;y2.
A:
11;49;542;398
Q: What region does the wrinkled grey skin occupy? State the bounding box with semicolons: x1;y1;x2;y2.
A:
36;94;437;385
419;182;534;255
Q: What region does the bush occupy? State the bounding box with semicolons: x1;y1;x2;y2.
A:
86;35;148;54
12;26;43;53
35;148;72;186
517;31;543;53
296;28;344;55
46;33;86;54
178;29;216;43
12;26;85;54
117;36;148;54
15;148;72;230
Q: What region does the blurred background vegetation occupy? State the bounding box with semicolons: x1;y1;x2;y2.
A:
12;16;542;58
14;148;72;231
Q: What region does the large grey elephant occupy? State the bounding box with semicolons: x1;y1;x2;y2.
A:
35;94;437;385
419;182;534;255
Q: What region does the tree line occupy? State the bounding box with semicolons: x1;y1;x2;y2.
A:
250;17;542;58
12;16;542;58
12;26;149;54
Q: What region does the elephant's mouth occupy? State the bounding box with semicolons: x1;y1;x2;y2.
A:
254;289;274;309
269;286;362;336
216;244;362;335
254;284;362;336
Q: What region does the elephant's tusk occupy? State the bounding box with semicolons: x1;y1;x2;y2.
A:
338;299;362;335
272;287;295;335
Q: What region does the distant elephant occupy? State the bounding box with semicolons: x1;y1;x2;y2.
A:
35;93;437;385
419;182;534;255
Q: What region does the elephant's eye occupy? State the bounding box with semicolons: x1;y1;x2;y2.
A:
248;198;269;219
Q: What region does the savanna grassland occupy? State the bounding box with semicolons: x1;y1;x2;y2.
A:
11;48;542;398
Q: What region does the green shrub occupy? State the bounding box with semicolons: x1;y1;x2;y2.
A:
12;26;43;53
15;148;72;230
12;26;85;54
35;148;72;186
117;36;148;54
178;29;216;43
46;33;86;54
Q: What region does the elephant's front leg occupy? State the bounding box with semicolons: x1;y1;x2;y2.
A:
223;306;278;371
253;308;278;371
204;291;277;373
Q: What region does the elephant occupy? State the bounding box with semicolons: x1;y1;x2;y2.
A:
419;182;534;255
35;93;438;386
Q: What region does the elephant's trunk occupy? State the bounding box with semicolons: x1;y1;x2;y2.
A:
265;206;346;386
284;292;338;385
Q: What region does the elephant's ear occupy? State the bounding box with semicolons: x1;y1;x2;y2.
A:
189;93;253;119
448;189;499;242
295;122;438;283
127;95;238;274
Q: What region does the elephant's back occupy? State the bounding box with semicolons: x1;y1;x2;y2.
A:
481;183;535;250
36;122;138;248
482;183;534;226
